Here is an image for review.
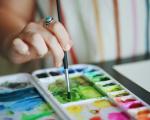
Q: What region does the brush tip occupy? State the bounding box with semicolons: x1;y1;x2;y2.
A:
67;92;71;99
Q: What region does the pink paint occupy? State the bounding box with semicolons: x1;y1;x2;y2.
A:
108;112;130;120
115;97;136;103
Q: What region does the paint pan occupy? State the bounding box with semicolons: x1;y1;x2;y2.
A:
114;95;136;103
36;72;49;78
48;76;105;104
102;84;123;92
91;75;110;82
136;109;150;120
49;70;62;76
83;68;98;73
120;100;144;110
63;98;130;120
109;90;130;97
68;68;76;74
75;67;86;72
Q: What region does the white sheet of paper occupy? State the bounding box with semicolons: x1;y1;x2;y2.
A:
113;60;150;92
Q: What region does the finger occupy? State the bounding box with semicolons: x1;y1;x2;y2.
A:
21;32;48;57
25;24;64;66
19;23;64;66
13;38;29;55
31;33;48;57
45;34;64;67
43;21;72;51
9;44;36;64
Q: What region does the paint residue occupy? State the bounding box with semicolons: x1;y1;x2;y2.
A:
48;76;103;103
108;112;130;120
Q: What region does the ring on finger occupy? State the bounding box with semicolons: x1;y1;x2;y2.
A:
44;16;55;27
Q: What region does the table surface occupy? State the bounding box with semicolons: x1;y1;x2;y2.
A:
93;54;150;105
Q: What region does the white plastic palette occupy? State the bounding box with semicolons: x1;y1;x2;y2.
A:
31;64;150;120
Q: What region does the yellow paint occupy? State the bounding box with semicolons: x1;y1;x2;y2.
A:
66;105;83;113
93;99;112;108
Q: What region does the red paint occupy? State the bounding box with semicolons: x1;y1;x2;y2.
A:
90;116;102;120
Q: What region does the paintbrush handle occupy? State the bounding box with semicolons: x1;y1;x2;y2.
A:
56;0;62;22
56;0;71;99
56;0;68;69
63;52;68;69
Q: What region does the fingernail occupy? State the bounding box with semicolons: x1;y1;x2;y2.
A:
13;38;29;55
20;47;30;55
64;44;71;51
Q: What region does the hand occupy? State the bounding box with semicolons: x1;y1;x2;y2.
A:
7;21;72;67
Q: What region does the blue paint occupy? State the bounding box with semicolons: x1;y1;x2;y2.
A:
0;87;39;102
68;69;75;74
4;118;13;120
0;105;5;111
75;68;86;72
8;96;43;112
83;69;97;73
60;68;76;74
0;87;46;113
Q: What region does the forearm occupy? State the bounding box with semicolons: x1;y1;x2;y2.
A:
0;9;29;58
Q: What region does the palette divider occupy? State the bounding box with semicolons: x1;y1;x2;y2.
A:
29;76;72;120
32;64;150;120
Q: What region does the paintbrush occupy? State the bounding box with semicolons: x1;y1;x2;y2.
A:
56;0;71;99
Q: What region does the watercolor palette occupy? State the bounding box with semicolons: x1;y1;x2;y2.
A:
0;74;60;120
32;64;150;120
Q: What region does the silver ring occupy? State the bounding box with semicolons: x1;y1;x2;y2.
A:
45;16;54;26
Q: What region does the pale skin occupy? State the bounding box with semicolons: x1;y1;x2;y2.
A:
0;0;72;67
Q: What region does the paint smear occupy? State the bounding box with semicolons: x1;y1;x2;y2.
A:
0;81;58;120
48;76;104;103
90;116;102;120
136;109;150;120
92;99;112;108
120;100;144;110
49;71;62;76
102;85;123;92
108;112;130;120
36;73;49;78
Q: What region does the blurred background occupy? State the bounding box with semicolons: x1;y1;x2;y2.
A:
0;0;149;75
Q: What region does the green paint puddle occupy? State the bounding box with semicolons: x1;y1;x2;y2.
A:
21;103;55;120
21;111;54;120
102;85;123;92
48;76;105;103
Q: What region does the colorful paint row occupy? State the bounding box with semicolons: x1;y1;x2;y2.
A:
33;64;150;120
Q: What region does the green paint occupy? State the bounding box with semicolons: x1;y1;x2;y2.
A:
91;75;110;82
21;103;55;120
21;111;53;120
112;91;130;97
102;85;123;92
78;86;102;99
48;76;104;103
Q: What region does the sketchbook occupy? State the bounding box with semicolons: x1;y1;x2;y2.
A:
0;64;150;120
113;60;150;92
